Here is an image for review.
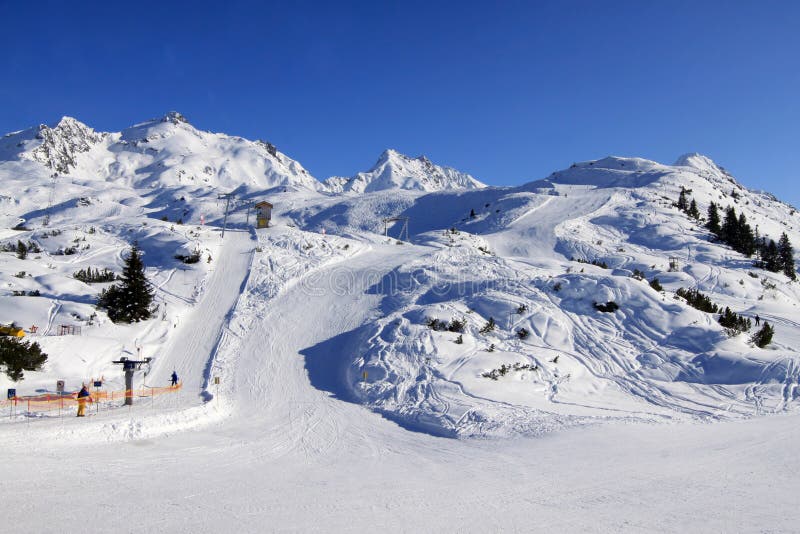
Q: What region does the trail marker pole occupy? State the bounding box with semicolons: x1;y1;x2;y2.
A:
94;380;102;414
7;389;15;419
214;376;220;400
56;380;64;418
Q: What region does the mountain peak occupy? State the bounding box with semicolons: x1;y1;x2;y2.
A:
375;148;405;166
673;153;741;187
674;153;723;172
325;150;485;193
52;116;89;130
26;116;104;174
161;111;190;125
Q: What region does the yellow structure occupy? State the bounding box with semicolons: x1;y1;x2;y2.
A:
255;201;273;229
0;325;25;337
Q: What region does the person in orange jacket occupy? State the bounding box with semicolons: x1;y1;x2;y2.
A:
76;384;92;417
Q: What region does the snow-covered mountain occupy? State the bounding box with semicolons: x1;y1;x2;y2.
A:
4;116;800;527
2;113;800;446
15;116;106;174
323;148;485;193
110;112;322;192
0;112;321;198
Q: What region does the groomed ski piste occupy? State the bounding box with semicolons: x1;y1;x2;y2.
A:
2;115;799;531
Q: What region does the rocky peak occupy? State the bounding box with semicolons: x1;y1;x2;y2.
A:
161;111;189;125
325;149;485;193
256;140;279;158
31;116;104;174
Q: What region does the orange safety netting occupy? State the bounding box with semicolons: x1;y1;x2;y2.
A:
1;384;182;413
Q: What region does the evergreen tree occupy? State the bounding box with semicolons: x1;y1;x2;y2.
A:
687;198;700;220
778;232;796;280
721;206;738;245
751;321;774;348
677;188;688;211
0;336;47;381
718;306;752;333
736;213;756;257
676;287;718;313
760;239;781;272
479;317;496;334
649;278;663;292
98;243;155;323
16;240;27;260
717;206;756;257
706;202;721;235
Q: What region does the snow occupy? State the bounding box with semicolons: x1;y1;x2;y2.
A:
1;114;800;530
324;148;486;193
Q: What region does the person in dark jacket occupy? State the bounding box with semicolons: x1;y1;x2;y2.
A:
170;371;179;387
76;385;92;417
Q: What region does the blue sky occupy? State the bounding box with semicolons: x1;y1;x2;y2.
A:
1;1;798;205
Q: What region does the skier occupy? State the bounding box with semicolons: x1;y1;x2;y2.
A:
755;314;761;326
170;371;179;387
76;384;92;417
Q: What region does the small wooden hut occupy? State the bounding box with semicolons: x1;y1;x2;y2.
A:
255;201;273;229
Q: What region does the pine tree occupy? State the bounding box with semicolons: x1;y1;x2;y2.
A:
706;202;721;235
649;278;663;291
721;206;738;245
0;336;47;381
98;243;154;323
737;213;756;257
718;206;756;257
16;240;27;260
718;306;751;334
751;321;774;348
687;198;700;220
761;239;781;272
677;188;688;212
778;232;796;280
479;317;496;334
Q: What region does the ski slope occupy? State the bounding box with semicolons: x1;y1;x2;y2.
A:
2;113;800;530
3;226;800;532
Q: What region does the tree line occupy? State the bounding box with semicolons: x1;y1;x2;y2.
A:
678;187;796;280
706;201;796;280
